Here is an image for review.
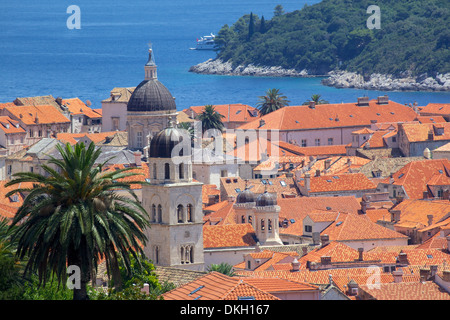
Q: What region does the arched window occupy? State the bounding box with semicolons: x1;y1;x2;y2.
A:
177;204;184;223
180;247;185;264
179;164;184;179
187;204;193;222
261;219;265;231
153;163;157;179
248;215;253;225
268;219;272;232
157;204;162;222
152;204;156;222
241;215;246;224
165;163;170;179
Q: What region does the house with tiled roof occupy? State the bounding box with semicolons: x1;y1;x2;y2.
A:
162;271;280;300
56;131;127;148
0;116;27;156
183;104;261;130
376;159;450;202
389;199;450;244
358;280;450;300
59;98;102;133
101;87;135;132
296;172;377;198
237;97;418;148
4;104;71;146
419;103;450;122
398;122;450;157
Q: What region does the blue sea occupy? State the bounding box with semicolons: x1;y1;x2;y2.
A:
0;0;448;110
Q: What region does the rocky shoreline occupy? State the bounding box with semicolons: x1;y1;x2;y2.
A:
322;70;450;92
189;59;450;92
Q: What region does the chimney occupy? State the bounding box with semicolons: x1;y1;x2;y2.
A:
443;270;450;282
392;269;403;283
309;101;316;109
320;256;332;266
291;258;300;272
315;169;321;177
397;252;408;265
324;159;331;170
304;172;311;191
391;210;401;223
259;119;266;128
134;151;142;166
320;234;330;247
427;214;433;226
357;247;364;261
56;97;63;105
430;265;438;278
420;268;430;282
312;232;320;245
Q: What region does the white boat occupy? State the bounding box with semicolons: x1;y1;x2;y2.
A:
190;33;216;50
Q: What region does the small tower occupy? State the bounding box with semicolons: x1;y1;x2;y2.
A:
144;42;158;80
254;190;283;245
233;184;256;226
142;121;204;271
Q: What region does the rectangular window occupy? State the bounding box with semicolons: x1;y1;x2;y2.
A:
112;117;120;131
137;131;143;148
328;138;333;145
315;139;320;146
304;225;312;232
301;139;307;147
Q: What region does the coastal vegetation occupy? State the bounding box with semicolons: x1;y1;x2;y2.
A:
214;0;449;78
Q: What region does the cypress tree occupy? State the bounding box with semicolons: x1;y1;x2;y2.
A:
248;12;254;41
260;15;266;34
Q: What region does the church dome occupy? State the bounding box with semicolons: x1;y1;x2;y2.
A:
256;191;277;207
127;79;176;112
236;188;256;204
149;122;185;158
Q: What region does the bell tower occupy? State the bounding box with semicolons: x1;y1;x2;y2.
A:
144;42;158;80
142;121;204;271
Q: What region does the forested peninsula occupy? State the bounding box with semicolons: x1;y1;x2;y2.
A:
189;0;450;91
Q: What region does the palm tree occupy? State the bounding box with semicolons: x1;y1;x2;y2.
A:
207;262;236;276
257;88;290;115
196;105;225;133
5;142;150;300
302;94;329;105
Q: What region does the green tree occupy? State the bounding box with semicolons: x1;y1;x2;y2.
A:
5;142;150;300
207;263;236;276
248;12;255;41
257;88;290;115
302;94;329;105
260;15;266;34
274;4;284;17
196;105;225;133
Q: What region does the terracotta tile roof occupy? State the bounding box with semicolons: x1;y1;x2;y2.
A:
242;277;319;293
416;232;449;251
419;103;450;116
238;99;418;131
392;199;450;228
227;136;297;162
56;131;123;145
203;201;236;225
162;271;279;300
380;159;450;199
102;87;136;103
220;176;299;199
400;122;450;142
153;266;206;288
398;248;450;266
359;281;450;300
202;184;220;206
61;98;101;118
363;208;391;223
353;128;375;135
184;104;260;124
322;212;408;242
415;115;447;123
0;116;26;134
5;104;70;125
358;156;424;179
296;156;371;177
203;224;257;248
298;173;377;193
102;163;149;190
274;141;348;157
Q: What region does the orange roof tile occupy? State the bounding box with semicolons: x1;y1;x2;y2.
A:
203;224;257;248
162;271;279;300
392;199;450;228
238;99;418;131
5;104;70;125
61;98;101;118
359;281;450;300
0;116;26;134
419;103;450;116
380;159;450;199
400;122;450;142
274;141;348;157
298;173;377;193
185;104;260;124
